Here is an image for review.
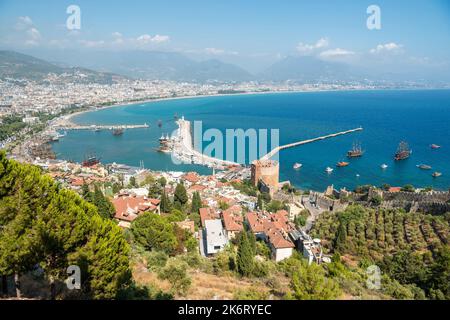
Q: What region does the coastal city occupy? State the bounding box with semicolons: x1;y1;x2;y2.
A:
0;0;449;306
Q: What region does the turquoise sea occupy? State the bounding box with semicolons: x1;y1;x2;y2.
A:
51;90;450;191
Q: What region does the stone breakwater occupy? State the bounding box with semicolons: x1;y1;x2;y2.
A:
171;118;239;170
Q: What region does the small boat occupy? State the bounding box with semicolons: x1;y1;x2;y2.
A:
336;161;349;167
394;141;412;161
381;164;388;169
430;144;441;149
432;172;442;178
325;167;334;173
112;128;124;136
356;174;360;177
417;164;432;170
293;163;302;170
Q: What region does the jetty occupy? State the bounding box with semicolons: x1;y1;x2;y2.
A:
260;127;363;161
55;123;149;131
175;118;239;169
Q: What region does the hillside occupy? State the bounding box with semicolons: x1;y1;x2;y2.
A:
311;205;449;259
0;50;127;84
29;50;253;83
258;55;355;82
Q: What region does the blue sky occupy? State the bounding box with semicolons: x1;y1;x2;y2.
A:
0;0;449;73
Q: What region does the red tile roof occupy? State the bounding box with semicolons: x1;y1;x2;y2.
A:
245;210;294;249
199;207;219;227
222;205;243;232
112;195;160;222
183;172;200;183
189;184;207;192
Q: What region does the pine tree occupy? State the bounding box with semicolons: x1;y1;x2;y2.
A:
0;154;56;297
191;191;202;214
174;183;188;209
237;231;254;276
131;213;177;254
35;189;96;299
70;215;131;299
0;152;131;299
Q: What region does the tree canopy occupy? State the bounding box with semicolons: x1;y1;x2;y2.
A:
0;152;131;299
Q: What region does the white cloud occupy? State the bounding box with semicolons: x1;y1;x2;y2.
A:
370;42;403;54
15;16;33;30
79;39;106;48
204;47;238;56
151;34;170;44
27;27;41;41
14;16;42;46
296;38;329;55
136;34;170;45
319;48;355;58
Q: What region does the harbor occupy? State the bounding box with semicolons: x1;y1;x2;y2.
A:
55;123;149;131
260;127;364;161
162;117;240;170
48;91;450;191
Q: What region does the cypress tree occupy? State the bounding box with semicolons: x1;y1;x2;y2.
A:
237;231;254;276
148;182;163;198
174;183;188;209
248;230;257;256
92;185;115;219
191;191;202;214
335;221;348;253
160;190;172;213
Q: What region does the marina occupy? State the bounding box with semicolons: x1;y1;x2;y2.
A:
55;124;149;131
50;90;450;191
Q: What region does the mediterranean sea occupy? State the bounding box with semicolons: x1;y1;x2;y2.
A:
51;90;450;191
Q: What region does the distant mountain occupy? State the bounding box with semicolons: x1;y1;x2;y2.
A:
0;50;126;84
28;50;253;83
258;55;356;82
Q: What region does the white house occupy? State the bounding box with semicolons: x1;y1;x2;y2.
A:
205;219;228;255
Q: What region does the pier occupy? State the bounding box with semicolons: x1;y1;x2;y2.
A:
55;123;149;131
260;127;363;161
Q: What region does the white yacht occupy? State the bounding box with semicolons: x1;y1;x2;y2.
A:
293;163;302;170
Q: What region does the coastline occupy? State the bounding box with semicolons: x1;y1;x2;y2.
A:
45;87;450;192
63;86;450;125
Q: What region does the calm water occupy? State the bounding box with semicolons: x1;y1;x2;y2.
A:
52;90;450;191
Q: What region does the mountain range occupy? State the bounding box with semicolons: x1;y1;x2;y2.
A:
24;50;253;83
0;49;448;84
0;50;126;84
